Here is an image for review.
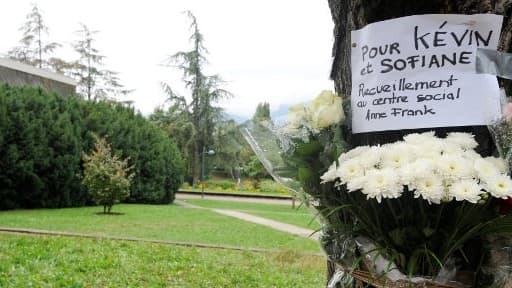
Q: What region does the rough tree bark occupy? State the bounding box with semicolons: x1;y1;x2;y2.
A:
327;0;512;284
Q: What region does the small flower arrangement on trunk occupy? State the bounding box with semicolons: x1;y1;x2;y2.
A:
489;102;512;173
243;91;512;287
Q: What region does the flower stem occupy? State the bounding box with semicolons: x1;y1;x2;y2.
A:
385;199;401;228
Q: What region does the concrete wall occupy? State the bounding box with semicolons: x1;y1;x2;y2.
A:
0;58;76;96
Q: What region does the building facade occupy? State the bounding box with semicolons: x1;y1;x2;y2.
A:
0;58;76;96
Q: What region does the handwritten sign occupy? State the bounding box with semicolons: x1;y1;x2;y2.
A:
350;14;503;133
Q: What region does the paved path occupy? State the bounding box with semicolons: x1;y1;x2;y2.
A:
174;199;319;241
176;192;294;205
213;209;319;240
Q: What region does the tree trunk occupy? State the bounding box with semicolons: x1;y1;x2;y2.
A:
192;141;201;184
326;0;512;284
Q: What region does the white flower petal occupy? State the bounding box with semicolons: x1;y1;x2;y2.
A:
320;162;338;183
449;179;482;203
446;132;478;150
484;175;512;199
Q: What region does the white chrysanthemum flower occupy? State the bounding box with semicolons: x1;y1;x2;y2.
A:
486;157;509;173
408;143;441;159
449;179;483;203
381;143;413;169
337;158;364;184
484;175;512;199
462;150;482;161
446;132;478;150
399;158;436;185
403;131;437;145
474;158;501;182
408;138;445;159
347;175;366;192
338;146;370;162
440;142;464;156
437;155;474;180
320;162;338;183
410;174;444;204
362;169;402;203
359;146;383;169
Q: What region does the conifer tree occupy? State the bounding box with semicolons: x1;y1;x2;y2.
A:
161;11;231;183
7;4;63;70
252;102;271;122
72;23;131;101
151;104;196;181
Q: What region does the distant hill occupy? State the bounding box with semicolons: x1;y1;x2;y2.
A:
224;113;249;124
271;104;289;119
271;103;292;125
224;103;292;124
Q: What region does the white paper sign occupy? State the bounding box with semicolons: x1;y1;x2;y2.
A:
350;14;503;133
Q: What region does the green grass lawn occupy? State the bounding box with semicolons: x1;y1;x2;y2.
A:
182;199;322;230
0;204;320;252
0;234;326;287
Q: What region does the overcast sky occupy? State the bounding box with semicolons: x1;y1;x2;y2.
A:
0;1;335;119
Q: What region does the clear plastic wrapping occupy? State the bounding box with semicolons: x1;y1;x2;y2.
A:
488;89;512;169
321;233;467;287
476;48;512;80
482;235;512;288
322;230;512;287
320;225;356;268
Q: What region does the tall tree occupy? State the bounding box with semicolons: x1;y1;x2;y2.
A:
326;0;512;283
211;118;244;178
252;102;271;122
8;4;63;70
161;11;231;183
72;23;131;101
150;104;196;183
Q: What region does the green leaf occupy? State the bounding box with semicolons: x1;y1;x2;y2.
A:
422;227;435;238
480;214;512;235
389;228;405;247
295;141;322;157
298;167;315;183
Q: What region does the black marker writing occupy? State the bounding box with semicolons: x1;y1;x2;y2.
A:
380;52;472;73
414;21;494;50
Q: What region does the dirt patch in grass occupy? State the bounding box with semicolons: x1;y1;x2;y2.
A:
271;249;325;270
95;212;125;216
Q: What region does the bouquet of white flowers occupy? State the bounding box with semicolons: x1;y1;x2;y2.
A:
321;132;512;285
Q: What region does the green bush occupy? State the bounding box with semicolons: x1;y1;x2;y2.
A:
81;101;184;204
0;84;184;210
239;179;256;191
0;85;84;209
82;135;132;213
204;180;236;191
257;179;288;194
218;180;236;190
